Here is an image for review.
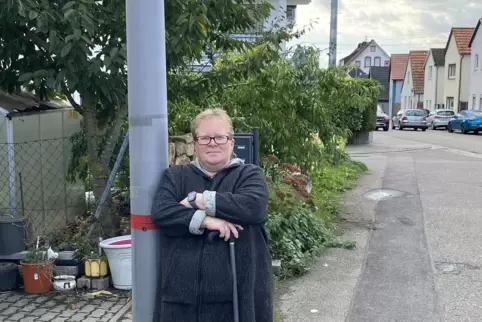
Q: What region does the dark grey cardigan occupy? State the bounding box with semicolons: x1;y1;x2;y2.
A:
151;159;273;322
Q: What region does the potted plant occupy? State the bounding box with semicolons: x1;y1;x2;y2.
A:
20;247;54;294
84;238;109;278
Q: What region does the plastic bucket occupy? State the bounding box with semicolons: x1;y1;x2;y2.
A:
99;235;132;290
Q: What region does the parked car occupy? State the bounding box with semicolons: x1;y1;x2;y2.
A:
426;109;455;130
375;105;389;131
447;109;482;134
392;109;428;131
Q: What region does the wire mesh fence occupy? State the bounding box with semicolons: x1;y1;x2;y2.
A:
0;135;130;247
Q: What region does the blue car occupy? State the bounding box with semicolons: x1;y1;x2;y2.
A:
447;110;482;134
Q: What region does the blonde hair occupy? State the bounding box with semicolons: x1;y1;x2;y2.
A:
191;108;234;137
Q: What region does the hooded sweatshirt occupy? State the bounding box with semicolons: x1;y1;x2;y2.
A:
151;158;273;322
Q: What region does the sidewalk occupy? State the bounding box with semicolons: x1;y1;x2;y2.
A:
0;289;130;322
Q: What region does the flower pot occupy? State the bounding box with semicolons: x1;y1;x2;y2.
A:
99;235;131;290
53;275;76;292
0;262;19;291
20;261;53;294
85;258;109;277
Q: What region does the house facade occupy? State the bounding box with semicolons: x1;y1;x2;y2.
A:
388;54;409;118
339;40;390;75
468;19;482;110
443;27;474;111
369;66;390;113
400;50;428;109
192;0;310;72
423;48;446;110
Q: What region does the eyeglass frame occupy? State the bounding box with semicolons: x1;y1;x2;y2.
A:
195;135;233;145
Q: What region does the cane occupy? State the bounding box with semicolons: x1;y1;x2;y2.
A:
208;231;239;322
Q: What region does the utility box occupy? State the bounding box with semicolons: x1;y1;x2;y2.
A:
233;128;259;165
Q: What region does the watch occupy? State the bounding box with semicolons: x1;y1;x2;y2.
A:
187;191;198;209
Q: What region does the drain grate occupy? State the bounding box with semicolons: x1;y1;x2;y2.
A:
363;188;406;201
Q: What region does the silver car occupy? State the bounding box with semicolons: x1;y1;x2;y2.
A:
392;109;428;131
426;109;455;130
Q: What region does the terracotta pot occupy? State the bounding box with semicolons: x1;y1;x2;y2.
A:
84;258;109;277
20;261;53;294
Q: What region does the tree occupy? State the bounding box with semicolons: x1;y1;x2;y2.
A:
0;0;275;236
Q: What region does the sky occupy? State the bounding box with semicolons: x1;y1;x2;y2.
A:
288;0;482;67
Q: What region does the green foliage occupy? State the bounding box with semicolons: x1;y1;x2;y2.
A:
264;155;367;279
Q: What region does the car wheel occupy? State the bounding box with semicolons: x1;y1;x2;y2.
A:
431;122;436;130
422;127;427;131
399;126;403;130
383;126;389;131
448;123;454;133
414;128;418;131
391;123;395;130
461;124;468;134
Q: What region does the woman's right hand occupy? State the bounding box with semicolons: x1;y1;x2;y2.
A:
201;216;243;241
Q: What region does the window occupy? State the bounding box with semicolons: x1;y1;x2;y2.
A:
446;97;454;109
384;60;390;66
437;110;455;116
475;54;479;71
428;66;433;79
370;45;376;52
407;72;410;83
364;56;371;67
355;60;361;67
448;64;456;78
473;95;477;109
286;5;296;21
374;56;381;66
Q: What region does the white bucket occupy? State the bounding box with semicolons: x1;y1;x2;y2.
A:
99;235;132;290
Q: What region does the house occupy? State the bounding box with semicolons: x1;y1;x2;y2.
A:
191;0;311;72
400;50;428;109
443;27;475;111
338;39;390;74
369;66;390;113
468;19;482;110
388;54;409;118
423;48;446;110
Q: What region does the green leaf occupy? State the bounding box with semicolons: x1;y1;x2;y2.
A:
62;1;76;11
65;34;74;42
73;29;81;40
110;47;118;58
28;11;38;20
64;9;75;19
18;73;33;82
33;69;49;77
61;43;73;57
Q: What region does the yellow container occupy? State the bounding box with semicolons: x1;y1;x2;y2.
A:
85;258;109;277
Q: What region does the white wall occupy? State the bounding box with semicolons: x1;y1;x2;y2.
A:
400;58;413;109
436;66;445;105
443;35;461;111
424;53;436;110
469;29;482;110
352;43;390;74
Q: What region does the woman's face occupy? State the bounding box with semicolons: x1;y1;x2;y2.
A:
194;116;234;170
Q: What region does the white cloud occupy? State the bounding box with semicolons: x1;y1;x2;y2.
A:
288;0;482;67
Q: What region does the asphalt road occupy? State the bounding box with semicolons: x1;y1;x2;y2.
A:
279;130;482;322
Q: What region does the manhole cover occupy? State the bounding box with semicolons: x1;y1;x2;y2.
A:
434;261;480;275
363;188;406;201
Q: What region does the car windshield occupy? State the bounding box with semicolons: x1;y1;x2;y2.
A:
437;110;455;116
405;110;425;116
468;110;482;116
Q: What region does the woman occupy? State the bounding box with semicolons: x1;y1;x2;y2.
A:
151;108;273;321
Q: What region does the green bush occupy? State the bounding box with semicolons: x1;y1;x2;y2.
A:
263;155;365;279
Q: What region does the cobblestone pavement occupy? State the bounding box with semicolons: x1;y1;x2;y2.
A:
0;290;130;322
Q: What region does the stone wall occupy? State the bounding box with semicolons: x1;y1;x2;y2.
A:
169;134;195;165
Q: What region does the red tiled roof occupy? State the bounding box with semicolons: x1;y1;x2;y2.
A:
446;27;475;55
409;50;428;94
389;54;409;80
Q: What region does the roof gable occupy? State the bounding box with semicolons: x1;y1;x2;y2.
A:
469;19;482;48
445;27;475;56
339;40;389;65
431;48;445;66
408;50;428;94
389;54;409;80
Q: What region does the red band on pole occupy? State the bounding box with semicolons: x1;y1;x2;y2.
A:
131;214;158;230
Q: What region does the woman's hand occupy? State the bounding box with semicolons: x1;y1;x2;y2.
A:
201;216;243;241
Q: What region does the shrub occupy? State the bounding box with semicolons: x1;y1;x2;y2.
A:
264;156;364;279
